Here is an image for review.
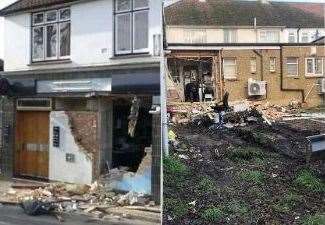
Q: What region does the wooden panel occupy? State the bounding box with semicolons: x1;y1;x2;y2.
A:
15;111;49;179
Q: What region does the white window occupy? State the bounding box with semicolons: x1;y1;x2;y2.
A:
305;58;324;76
115;0;149;55
259;30;280;43
223;58;237;79
224;29;237;43
270;57;276;72
286;58;299;76
184;29;207;44
250;58;257;73
32;8;70;62
301;32;309;43
288;32;296;43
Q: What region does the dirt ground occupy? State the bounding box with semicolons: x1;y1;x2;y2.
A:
163;116;325;225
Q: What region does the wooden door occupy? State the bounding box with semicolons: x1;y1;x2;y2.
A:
15;111;49;179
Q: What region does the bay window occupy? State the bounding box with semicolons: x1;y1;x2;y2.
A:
32;8;71;62
115;0;149;55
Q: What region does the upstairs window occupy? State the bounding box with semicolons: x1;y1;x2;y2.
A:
301;32;309;43
224;29;237;43
32;8;71;62
115;0;149;55
259;30;280;43
184;29;207;44
288;32;296;43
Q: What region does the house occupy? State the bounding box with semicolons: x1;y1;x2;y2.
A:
164;0;325;107
0;0;163;202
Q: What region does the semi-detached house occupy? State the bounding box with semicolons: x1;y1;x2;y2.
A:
0;0;163;202
165;0;325;106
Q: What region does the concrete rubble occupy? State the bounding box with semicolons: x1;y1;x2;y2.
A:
0;178;160;223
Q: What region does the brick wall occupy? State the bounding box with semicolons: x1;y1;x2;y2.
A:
0;97;15;178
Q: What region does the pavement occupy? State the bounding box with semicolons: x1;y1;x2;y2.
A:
0;205;158;225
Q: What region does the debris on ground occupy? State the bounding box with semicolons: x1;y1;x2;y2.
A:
164;102;325;225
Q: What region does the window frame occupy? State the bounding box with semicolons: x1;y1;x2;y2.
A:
286;57;299;77
305;58;324;77
114;0;150;56
269;57;276;72
223;58;237;79
288;32;296;43
31;7;71;63
259;30;280;43
301;32;309;43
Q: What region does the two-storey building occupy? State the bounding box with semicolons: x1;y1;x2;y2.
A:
164;0;325;107
0;0;163;202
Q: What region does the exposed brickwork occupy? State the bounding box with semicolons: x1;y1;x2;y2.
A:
0;97;15;178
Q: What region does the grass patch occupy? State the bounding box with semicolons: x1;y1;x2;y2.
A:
201;206;225;222
164;198;190;219
272;192;302;213
164;155;188;175
197;176;218;193
302;213;325;225
294;169;325;193
239;170;265;184
229;147;265;162
226;200;249;216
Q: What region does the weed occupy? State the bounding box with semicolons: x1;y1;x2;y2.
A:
229;147;264;161
272;192;302;213
201;206;225;222
240;170;265;184
226;200;249;216
197;176;218;193
294;169;325;193
302;213;325;225
164;198;190;219
164;156;188;175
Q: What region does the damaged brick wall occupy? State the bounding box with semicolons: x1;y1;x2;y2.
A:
66;112;100;179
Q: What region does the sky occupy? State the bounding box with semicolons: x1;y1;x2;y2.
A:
0;0;324;58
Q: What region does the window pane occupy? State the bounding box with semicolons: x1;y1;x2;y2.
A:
60;9;70;20
116;13;131;52
46;11;57;22
315;59;323;74
287;58;297;64
306;59;314;73
33;13;44;25
46;25;57;58
134;11;149;50
288;33;295;43
287;64;297;75
134;0;149;9
302;33;309;42
60;22;70;57
116;0;131;11
32;27;44;60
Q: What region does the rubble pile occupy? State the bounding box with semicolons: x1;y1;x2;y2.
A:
1;180;160;221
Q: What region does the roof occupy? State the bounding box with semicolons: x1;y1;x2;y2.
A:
165;0;325;28
0;0;81;16
282;2;325;18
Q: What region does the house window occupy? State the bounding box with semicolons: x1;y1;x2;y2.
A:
250;58;257;73
223;58;237;79
288;32;296;43
259;30;280;43
184;29;207;44
305;58;324;76
224;29;237;43
270;57;276;72
32;8;71;62
115;0;149;55
301;32;309;43
286;57;299;76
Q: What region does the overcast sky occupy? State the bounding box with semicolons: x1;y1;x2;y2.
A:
0;0;324;58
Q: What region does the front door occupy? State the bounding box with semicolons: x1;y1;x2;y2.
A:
15;111;49;179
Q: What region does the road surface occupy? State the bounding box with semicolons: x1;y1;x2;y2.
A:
0;205;156;225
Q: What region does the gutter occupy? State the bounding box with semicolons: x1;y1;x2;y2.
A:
280;46;306;103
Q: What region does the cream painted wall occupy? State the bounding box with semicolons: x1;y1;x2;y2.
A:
3;0;163;72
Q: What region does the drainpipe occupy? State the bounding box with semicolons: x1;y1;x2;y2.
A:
280;46;306;103
297;28;301;43
253;50;264;81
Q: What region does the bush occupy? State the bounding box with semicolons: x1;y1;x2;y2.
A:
164;156;188;175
